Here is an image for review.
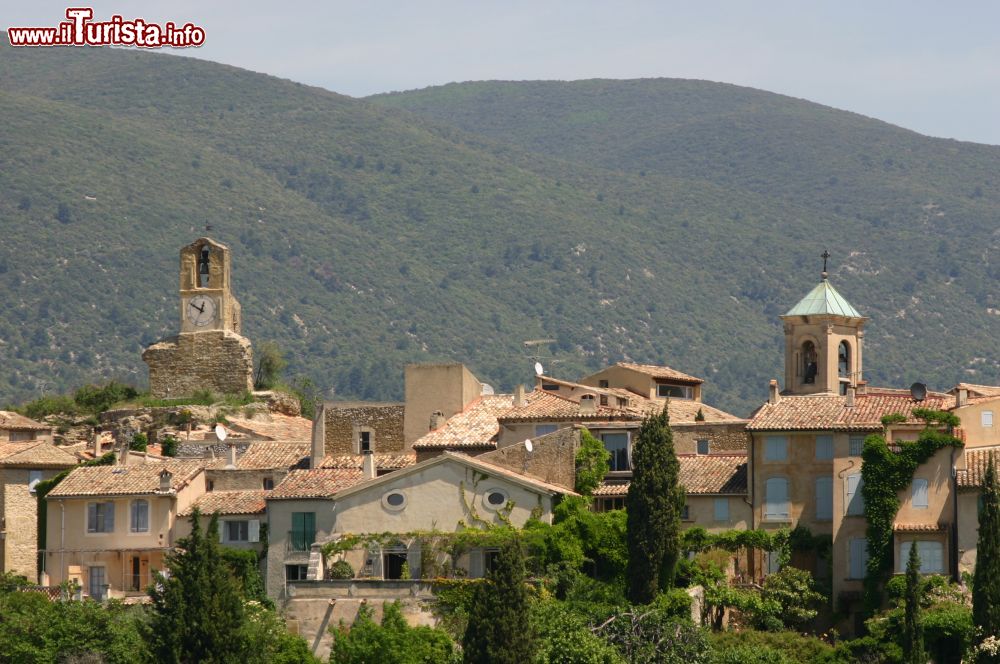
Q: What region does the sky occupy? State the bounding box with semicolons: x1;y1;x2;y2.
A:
5;1;1000;144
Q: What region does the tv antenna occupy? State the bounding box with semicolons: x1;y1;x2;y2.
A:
523;338;561;372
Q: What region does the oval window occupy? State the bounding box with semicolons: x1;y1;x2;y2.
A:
382;490;407;511
483;489;509;510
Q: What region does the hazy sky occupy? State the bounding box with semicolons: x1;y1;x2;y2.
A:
6;1;1000;144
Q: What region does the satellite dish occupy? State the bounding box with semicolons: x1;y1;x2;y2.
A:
524;439;533;453
910;382;927;402
215;424;228;441
534;362;544;376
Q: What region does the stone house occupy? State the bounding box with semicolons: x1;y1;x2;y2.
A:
43;460;206;600
0;411;54;443
0;440;77;581
177;489;268;555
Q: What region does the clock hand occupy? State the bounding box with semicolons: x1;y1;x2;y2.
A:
189;301;205;314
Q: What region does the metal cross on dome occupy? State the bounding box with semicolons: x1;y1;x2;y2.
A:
821;250;831;278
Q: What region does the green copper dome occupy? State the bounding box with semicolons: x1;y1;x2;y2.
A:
784;280;863;318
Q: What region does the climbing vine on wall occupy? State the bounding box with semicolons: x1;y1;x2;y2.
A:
861;409;963;612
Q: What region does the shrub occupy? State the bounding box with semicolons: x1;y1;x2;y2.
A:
73;381;138;413
160;435;178;457
575;428;611;495
709;630;837;664
757;566;825;631
330;602;457;664
923;602;973;664
129;432;147;452
533;600;624;664
328;560;355;580
710;644;792;664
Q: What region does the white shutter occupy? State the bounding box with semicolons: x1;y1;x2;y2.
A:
983;411;994;427
248;519;260;543
219;522;226;543
912;479;929;509
846;474;864;515
765;478;789;519
919;541;943;573
815;477;833;520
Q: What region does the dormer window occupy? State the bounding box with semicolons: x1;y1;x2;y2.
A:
657;384;693;399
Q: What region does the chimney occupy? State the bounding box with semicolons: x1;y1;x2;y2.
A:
957;388;969;408
579;394;597;415
429;411;446;431
91;432;101;460
362;450;376;480
846;386;856;408
225;443;237;469
768;380;781;405
159;469;172;493
310;403;327;470
514;384;526;408
856;380;868;396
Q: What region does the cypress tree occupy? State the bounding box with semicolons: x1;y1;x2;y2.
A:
625;403;685;604
974;453;1000;645
148;510;248;664
902;543;925;664
462;537;536;664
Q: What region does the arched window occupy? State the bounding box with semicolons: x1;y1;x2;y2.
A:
838;341;851;377
802;341;818;384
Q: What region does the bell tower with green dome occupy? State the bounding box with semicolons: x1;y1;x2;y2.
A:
780;251;868;396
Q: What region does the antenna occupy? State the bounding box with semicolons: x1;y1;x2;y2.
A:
534;362;544;376
524;439;533;453
910;382;927;402
215;424;228;441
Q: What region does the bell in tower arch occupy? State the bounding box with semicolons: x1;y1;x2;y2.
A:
198;246;211;287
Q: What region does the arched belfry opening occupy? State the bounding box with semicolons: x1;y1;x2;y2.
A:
198;245;211;287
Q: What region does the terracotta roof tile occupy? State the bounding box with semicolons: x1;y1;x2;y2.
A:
957;448;1000;489
501;387;742;424
48;460;205;497
595;454;747;497
207;442;310;470
0;411;51;431
411;395;513;449
0;441;77;467
614;362;703;384
748;390;951;431
268;468;364;500
181;490;267;516
320;454;416;470
225;414;313;441
954;384;1000;398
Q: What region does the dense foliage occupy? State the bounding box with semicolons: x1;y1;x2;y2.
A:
2;50;999;411
331;602;458;664
575;428;612;495
902;544;925;664
974;452;1000;660
626;405;685;603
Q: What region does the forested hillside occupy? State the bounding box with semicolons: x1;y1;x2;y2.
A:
0;46;996;415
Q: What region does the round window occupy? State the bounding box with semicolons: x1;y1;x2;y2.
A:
482;489;509;510
382;490;407;511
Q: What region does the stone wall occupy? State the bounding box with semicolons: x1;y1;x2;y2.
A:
1;467;63;581
478;426;579;490
206;468;291;492
672;422;749;455
143;331;253;398
324;403;405;455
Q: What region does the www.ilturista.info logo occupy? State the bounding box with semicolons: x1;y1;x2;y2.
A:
7;8;205;48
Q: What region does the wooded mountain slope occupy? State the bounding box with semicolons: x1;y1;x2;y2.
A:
0;47;996;415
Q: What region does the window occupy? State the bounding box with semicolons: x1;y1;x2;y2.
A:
681;504;690;520
984;411;995;428
89;566;107;601
849;538;869;579
714;498;729;522
766;551;781;575
846;473;864;515
697;439;710;455
899;541;944;574
262;477;274;490
815;435;833;460
226;520;249;542
483;489;508;510
534;424;559;437
912;479;929;509
849;435;865;457
87;502;115;533
483;548;501;575
285;564;309;581
358;430;372;453
598;380;609;388
130;500;149;533
9;430;35;442
290;512;315;551
382;490;407;511
595;496;626;512
601;433;629;471
599;395;608;406
541;383;560;391
657;384;693;399
816;477;833;520
206;480;215;492
801;341;818;384
764;436;788;461
764;478;790;520
838;341;851;377
27;470;43;493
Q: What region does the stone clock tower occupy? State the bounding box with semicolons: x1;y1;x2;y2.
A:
143;238;254;398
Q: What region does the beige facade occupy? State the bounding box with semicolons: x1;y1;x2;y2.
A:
580;364;703;402
404;363;483;445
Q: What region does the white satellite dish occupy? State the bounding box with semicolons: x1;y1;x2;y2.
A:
534;362;544;376
524;439;533;453
215;424;228;442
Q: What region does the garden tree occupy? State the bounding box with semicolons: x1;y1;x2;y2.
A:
757;567;825;632
148;510;249;664
902;544;925;664
462;537;537;664
575;428;611;495
330;601;456;664
254;341;287;390
595;604;710;664
974;453;1000;653
625;404;685;603
532;600;624;664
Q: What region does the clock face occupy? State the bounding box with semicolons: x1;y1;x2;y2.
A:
187;296;217;327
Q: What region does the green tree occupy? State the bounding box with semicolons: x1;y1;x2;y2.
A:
757;567;824;632
903;543;925;664
254;341;287;390
463;537;536;664
975;452;1000;657
575;428;611;495
147;510;248;663
330;601;456;664
625;404;685;603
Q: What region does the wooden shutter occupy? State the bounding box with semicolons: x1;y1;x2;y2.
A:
105;502;115;532
846;474;864;515
248;519;260;543
912;479;929;509
816;477;833;520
